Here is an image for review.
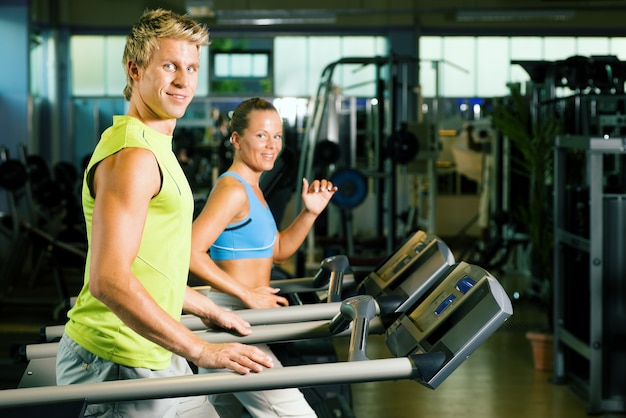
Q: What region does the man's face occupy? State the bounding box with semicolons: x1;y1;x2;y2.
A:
133;37;200;121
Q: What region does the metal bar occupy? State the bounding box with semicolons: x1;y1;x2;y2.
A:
557;328;590;360
587;149;604;415
554;229;589;252
43;302;345;342
195;318;386;344
27;318;387;361
271;273;355;293
187;302;343;329
0;357;421;409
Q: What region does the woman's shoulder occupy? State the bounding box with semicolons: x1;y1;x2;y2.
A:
217;172;246;188
211;174;248;202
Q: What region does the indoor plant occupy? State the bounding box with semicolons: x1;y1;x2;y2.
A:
490;85;562;369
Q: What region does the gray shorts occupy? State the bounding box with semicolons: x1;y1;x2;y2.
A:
56;333;218;418
199;291;318;418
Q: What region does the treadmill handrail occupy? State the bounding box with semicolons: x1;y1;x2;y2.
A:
0;357;424;409
41;301;347;342
25;318;387;361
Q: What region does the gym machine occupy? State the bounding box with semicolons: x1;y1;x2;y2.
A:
0;148;85;315
0;260;513;416
38;253;355;344
385;262;511;388
25;230;454;361
295;55;433;269
15;229;455;405
510;55;626;414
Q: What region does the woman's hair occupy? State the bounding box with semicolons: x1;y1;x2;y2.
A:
229;97;278;137
122;8;210;101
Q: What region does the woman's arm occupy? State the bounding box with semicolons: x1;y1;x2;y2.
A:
190;178;252;297
190;177;289;308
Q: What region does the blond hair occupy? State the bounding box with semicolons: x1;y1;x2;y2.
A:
122;8;210;101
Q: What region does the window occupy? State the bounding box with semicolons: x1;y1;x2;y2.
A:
213;52;269;77
419;35;618;99
274;35;388;97
210;51;271;94
71;35;209;97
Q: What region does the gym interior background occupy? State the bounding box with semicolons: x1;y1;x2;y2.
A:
1;1;626;417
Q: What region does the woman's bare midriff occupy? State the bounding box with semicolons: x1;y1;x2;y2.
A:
216;257;275;289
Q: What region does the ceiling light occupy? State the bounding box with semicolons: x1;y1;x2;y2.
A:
186;1;215;18
456;9;576;22
216;9;336;25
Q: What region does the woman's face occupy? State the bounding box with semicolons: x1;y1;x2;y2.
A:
232;109;283;173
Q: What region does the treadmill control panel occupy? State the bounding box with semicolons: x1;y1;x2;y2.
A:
385;262;513;389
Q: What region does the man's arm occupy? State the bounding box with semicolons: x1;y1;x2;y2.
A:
87;148;272;374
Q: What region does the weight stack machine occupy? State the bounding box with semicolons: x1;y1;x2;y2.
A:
514;55;626;414
554;135;626;415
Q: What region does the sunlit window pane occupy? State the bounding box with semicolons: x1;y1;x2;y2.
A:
214;54;230;77
197;47;209;96
274;36;387;97
309;37;343;94
610;38;626;61
441;37;474;97
419;37;443;97
231;54;251;77
252;54;268;77
477;37;509;97
577;37;610;57
104;36;126;96
213;52;268;77
510;37;543;60
544;37;576;60
274;37;308;96
72;36;105;96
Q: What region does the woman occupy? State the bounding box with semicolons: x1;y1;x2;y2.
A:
190;97;337;417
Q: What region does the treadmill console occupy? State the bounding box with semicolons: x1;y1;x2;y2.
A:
385;261;513;389
358;230;456;313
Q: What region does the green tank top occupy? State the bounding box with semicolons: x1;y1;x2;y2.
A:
65;115;194;370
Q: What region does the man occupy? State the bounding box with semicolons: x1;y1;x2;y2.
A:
56;9;273;417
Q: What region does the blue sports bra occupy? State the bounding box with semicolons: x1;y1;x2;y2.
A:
209;172;277;260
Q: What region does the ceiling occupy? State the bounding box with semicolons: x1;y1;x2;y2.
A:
30;0;626;37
